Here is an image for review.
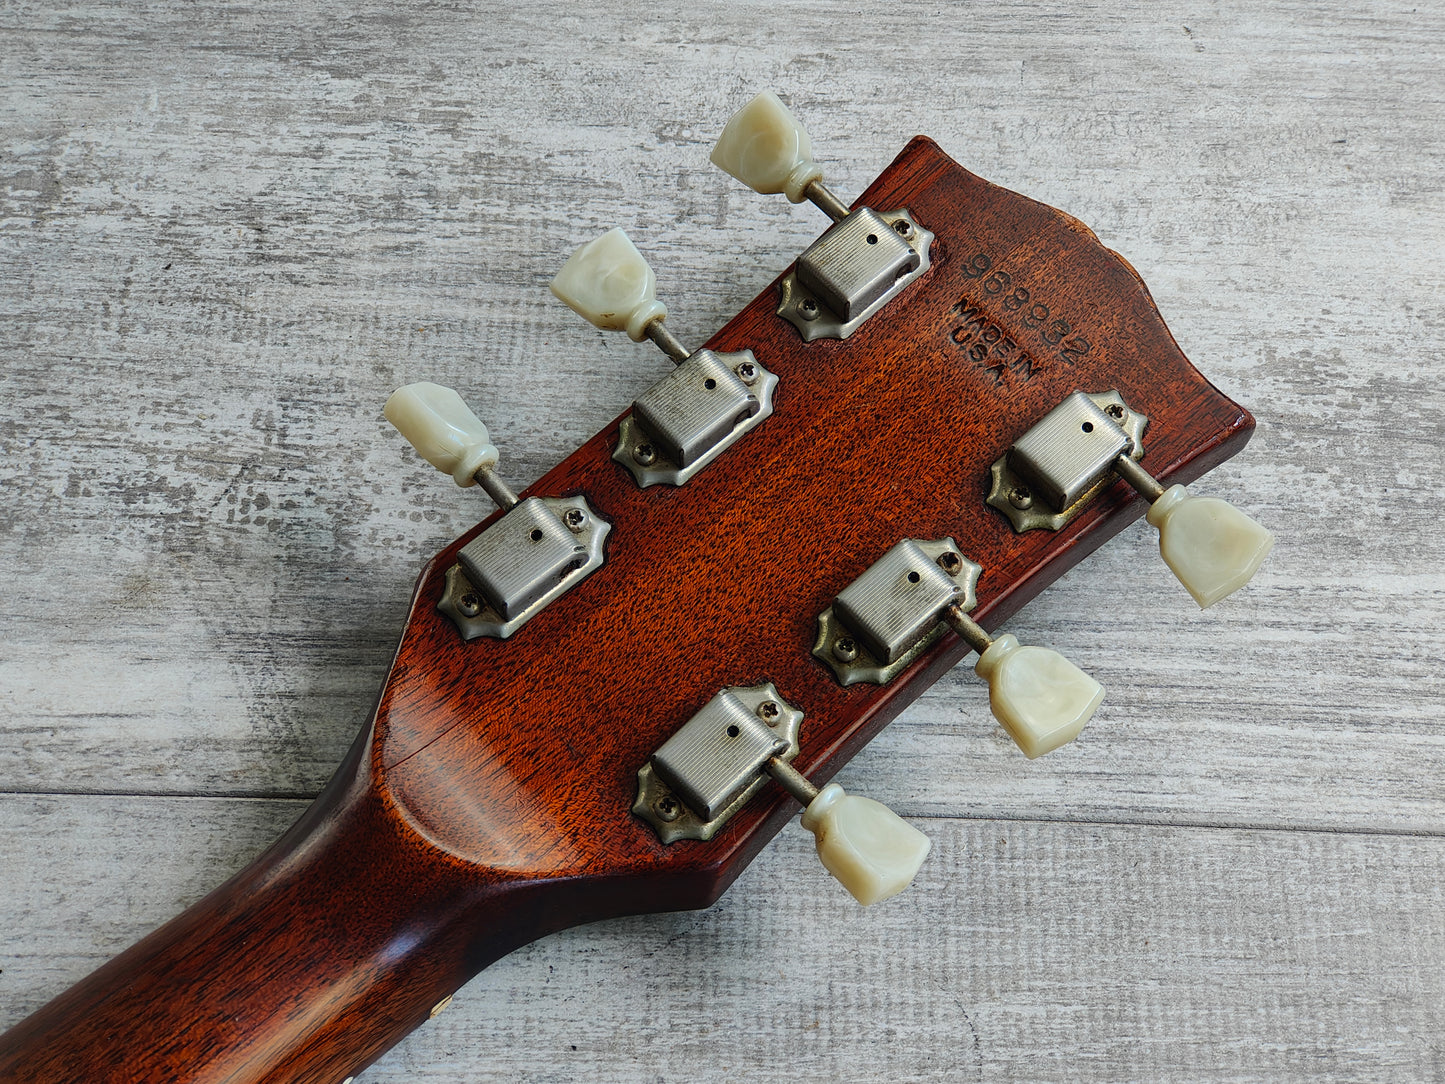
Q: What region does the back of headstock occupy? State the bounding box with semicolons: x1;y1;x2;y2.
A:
376;92;1271;906
0;91;1274;1084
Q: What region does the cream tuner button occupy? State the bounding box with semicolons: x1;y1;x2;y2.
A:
1145;485;1276;608
550;227;668;343
972;633;1105;760
710;90;823;204
799;783;931;906
384;382;499;488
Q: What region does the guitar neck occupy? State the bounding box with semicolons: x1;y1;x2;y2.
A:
0;730;606;1084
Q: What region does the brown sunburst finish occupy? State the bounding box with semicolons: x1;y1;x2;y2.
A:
0;138;1253;1083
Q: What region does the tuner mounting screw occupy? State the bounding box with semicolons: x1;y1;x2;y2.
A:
936;550;963;575
799;297;819;320
563;507;587;532
457;591;483;618
757;700;781;725
633;442;657;466
1105;402;1126;420
654;794;682;822
832;636;859;663
893;218;912;237
735;360;758;385
1009;485;1033;510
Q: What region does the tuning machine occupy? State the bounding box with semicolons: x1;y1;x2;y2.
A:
710;91;935;341
635;685;930;907
990;390;1274;608
385;382;610;640
815;538;1103;759
550;227;779;488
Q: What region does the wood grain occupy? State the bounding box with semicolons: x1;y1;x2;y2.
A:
2;0;1442;1080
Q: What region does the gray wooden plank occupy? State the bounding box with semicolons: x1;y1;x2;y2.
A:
1;0;1441;824
2;0;1444;1079
1;795;1441;1083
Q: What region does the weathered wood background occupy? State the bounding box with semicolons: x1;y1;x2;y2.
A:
2;1;1442;1080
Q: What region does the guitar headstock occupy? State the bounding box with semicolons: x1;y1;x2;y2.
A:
370;93;1270;913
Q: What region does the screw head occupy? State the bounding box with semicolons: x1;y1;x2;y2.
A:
799;297;819;320
757;700;781;725
735;360;758;385
936;550;963;575
633;442;656;466
457;591;483;617
654;794;681;822
563;507;587;532
893;218;912;237
1105;403;1126;420
832;636;859;663
1009;485;1033;510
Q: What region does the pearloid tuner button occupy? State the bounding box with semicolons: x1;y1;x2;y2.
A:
972;633;1104;759
550;227;668;343
1145;484;1276;608
711;90;824;204
799;783;931;906
384;382;499;488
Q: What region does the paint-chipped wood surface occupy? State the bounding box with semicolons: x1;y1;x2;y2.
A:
1;1;1442;1080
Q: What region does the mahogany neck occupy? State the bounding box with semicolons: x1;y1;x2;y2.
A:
0;729;601;1084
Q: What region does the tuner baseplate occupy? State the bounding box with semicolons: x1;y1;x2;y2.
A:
986;391;1148;532
778;209;934;341
437;495;610;640
613;350;778;487
813;539;982;686
634;684;804;844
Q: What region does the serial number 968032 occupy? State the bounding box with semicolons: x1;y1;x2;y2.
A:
949;253;1092;381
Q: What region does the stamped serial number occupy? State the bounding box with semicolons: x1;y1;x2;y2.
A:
947;252;1092;383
